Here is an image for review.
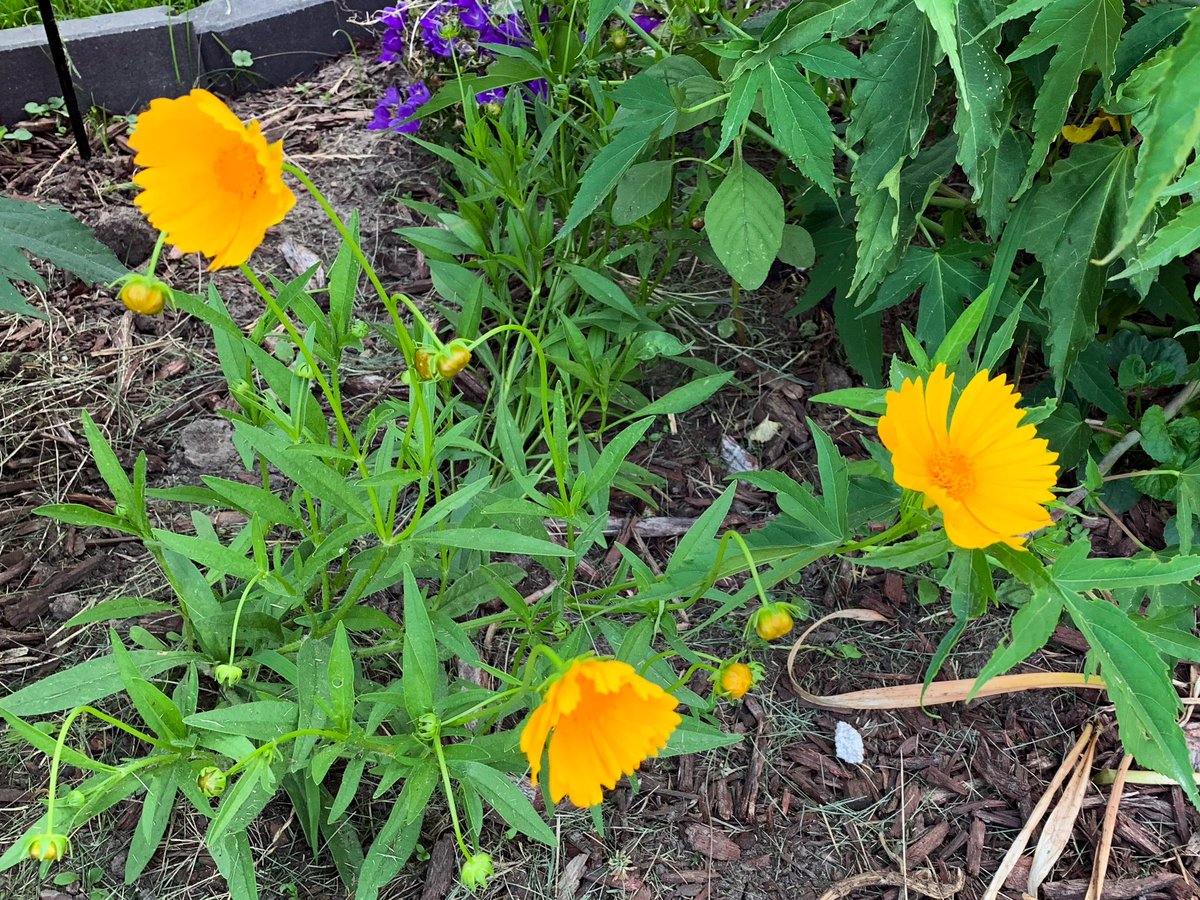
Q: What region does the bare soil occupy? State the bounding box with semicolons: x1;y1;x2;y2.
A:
2;51;1197;900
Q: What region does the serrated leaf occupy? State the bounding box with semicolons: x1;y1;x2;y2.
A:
1022;140;1134;392
0;196;128;318
1113;199;1200;280
704;157;784;290
952;0;1010;203
1005;0;1123;194
847;5;940;297
913;0;968;110
1106;10;1200;259
761;57;835;195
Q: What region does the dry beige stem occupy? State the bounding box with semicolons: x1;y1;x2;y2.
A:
1027;729;1099;894
981;725;1095;900
1085;754;1133;900
786;608;1106;709
816;868;965;900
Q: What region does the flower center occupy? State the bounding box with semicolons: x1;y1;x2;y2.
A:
214;142;263;199
928;447;975;500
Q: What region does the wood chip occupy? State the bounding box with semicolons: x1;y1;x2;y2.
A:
906;822;950;866
419;834;457;900
816;868;965;900
1041;874;1187;900
683;823;742;862
556;853;589;900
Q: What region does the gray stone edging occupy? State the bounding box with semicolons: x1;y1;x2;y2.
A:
0;0;381;125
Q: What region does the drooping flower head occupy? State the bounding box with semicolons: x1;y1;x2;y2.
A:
129;90;295;270
877;364;1059;549
520;658;681;808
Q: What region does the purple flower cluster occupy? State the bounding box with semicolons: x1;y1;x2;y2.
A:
368;81;432;133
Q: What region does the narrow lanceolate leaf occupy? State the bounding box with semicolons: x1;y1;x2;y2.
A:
1104;9;1200;260
847;4;939;297
952;0;1009;203
762;57;835;195
559;119;666;240
1022;140;1134;392
704;157;784;290
1005;0;1124;195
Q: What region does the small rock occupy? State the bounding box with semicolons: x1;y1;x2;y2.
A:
178;418;239;471
683;823;742;862
90;207;158;267
48;592;82;621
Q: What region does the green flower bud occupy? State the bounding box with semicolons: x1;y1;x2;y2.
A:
416;713;441;742
294;361;317;380
213;663;243;687
350;319;370;339
460;852;495;892
609;26;628;50
485;101;503;117
198;766;227;797
64;790;87;808
28;833;69;862
112;503;128;518
550;619;571;641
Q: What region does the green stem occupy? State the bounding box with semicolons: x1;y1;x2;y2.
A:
432;737;471;856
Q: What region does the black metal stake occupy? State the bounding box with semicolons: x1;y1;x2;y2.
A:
35;0;91;160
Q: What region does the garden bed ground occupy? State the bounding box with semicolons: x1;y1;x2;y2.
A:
1;52;1197;900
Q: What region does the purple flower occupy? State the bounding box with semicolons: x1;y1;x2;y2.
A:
475;86;507;104
419;2;465;56
368;81;431;134
523;78;548;99
456;0;490;30
379;4;408;62
630;13;662;34
480;13;527;46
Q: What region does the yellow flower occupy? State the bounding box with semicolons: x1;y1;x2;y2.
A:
878;364;1058;550
1062;113;1120;144
520;658;681;808
129;89;295;270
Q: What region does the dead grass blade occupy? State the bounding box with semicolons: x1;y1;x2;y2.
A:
1085;754;1133;900
981;725;1095;900
786;608;1106;709
816;868;965;900
1027;728;1099;894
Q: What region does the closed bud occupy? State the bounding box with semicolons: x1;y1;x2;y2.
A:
28;833;69;862
64;790;87;808
416;713;441;742
690;216;704;230
609;27;628;50
119;277;168;315
413;349;436;381
460;852;495;892
436;342;472;379
750;603;798;642
213;663;243;687
485;101;503;117
713;660;763;701
350;319;370;339
197;766;227;797
294;361;317;380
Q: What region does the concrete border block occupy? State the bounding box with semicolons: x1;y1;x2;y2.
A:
0;0;379;125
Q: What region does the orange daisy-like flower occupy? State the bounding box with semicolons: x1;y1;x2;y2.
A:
520;658;681;808
129;89;295;269
877;364;1059;550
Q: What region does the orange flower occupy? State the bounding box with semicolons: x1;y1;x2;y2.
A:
520;658;681;808
877;364;1059;549
129;89;295;269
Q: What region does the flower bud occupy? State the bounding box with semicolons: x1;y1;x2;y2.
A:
213;663;243;687
485;101;503;117
112;503;128;518
460;852;495;892
550;619;571;641
609;27;628;50
436;342;472;379
294;361;317;380
119;278;167;315
413;349;436;381
750;603;796;642
28;833;69;862
713;660;763;701
416;713;441;742
350;319;370;339
64;790;87;808
197;766;227;797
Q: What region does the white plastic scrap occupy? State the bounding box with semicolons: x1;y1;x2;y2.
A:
834;721;865;764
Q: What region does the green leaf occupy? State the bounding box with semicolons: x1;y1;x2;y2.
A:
777;224;815;269
0;196;128;318
761;57;835;195
185;701;299;742
152;528;260;581
971;586;1064;696
846;5;940;297
451;761;556;845
737;0;895;74
952;0;1009;202
110;631;186;741
208;832;259;900
408;527;572;558
1106;10;1200;259
2;650;194;715
1063;593;1199;805
612;160;674;226
1113;201;1200;280
33;503;142;536
62;596;173;629
1173;460;1200;554
864;244;989;350
1022;140;1134;392
559;120;664;240
0;707;116;773
631;372;734;418
355;762;437;900
125;766;179;883
1052;551;1200;592
1005;0;1123;194
661;716;742;755
328;623;356;731
402;566;439;719
913;0;968;111
704;157;784;290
